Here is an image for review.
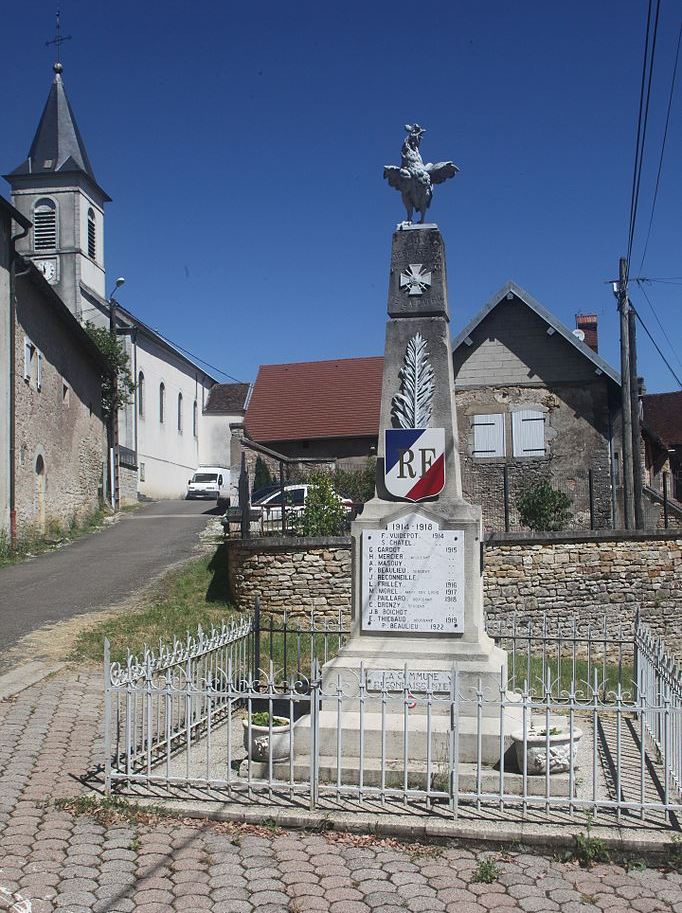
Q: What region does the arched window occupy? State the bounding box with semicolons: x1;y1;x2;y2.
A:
193;400;198;438
138;371;145;417
177;392;183;433
87;208;96;259
33;198;57;251
159;383;165;423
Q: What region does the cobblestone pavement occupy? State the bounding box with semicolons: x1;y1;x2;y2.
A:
2;670;682;912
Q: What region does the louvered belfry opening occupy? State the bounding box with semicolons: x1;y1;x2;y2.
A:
87;208;96;259
33;199;56;251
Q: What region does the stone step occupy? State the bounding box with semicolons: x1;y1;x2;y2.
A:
239;755;574;797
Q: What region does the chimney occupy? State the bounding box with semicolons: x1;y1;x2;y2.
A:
575;314;598;353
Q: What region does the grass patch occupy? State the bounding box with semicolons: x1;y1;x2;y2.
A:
72;545;233;665
0;504;112;569
472;859;500;883
507;655;634;697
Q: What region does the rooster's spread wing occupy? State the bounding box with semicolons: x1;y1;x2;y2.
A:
384;166;412;192
425;161;459;184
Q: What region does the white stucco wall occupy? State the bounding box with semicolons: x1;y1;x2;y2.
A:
199;412;241;468
131;334;213;500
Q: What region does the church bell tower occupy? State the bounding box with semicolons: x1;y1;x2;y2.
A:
4;60;111;321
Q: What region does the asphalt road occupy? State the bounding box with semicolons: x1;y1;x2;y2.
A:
0;499;219;656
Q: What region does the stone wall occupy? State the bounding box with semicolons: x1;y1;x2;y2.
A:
226;532;682;651
226;537;351;619
484;532;682;650
14;272;106;535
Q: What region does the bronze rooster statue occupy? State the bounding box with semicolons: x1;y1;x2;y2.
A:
384;124;459;223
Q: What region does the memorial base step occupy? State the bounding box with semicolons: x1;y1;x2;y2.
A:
239;756;574;798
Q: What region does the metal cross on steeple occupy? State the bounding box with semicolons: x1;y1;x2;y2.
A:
45;10;72;67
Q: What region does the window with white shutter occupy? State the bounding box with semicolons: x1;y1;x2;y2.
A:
23;338;33;380
37;351;43;391
472;413;505;457
512;409;546;457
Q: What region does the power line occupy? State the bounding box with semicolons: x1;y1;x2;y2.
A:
634;279;682;372
631;301;682;388
626;0;662;277
638;13;682;274
79;305;246;384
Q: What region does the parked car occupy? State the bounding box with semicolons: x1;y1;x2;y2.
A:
186;466;230;507
221;483;353;532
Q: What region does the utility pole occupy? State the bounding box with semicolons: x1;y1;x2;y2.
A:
617;257;635;529
628;306;645;528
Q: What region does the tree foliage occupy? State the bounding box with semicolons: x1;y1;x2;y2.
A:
295;472;347;536
334;457;376;504
516;479;572;532
253;456;274;494
84;323;135;420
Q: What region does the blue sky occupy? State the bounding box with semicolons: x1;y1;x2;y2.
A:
3;1;681;392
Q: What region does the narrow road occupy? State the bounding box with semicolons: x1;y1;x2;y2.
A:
0;499;218;656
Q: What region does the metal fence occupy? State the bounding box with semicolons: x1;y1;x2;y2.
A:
104;611;682;828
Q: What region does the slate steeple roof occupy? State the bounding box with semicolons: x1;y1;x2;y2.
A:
6;64;110;200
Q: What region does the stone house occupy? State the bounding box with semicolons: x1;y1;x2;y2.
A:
1;191;108;539
642;391;682;502
241;283;629;529
452;282;622;530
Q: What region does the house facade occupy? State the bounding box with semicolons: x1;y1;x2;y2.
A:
452;283;622;530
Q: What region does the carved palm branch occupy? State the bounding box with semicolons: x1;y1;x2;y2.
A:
391;333;435;429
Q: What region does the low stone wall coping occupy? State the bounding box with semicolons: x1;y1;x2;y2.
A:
226;536;351;551
485;529;682;546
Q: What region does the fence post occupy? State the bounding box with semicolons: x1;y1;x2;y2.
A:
253;597;261;687
663;472;669;529
279;461;286;536
503;465;510;533
588;469;595;530
103;638;112;796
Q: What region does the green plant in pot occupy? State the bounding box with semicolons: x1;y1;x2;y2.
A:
243;711;292;762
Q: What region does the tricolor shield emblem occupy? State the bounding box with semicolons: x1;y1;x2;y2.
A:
384;428;446;501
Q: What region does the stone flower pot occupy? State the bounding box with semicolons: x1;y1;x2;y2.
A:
511;725;582;775
242;715;292;762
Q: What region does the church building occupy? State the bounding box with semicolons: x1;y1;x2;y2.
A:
4;61;223;503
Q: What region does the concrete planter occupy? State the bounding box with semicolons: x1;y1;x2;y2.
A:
511;725;582;775
242;716;292;762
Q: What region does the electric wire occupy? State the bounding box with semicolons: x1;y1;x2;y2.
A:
634;280;682;372
638;13;682;275
631;300;682;388
78;305;245;383
626;0;662;278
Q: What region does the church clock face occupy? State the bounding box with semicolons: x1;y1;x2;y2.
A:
35;258;58;284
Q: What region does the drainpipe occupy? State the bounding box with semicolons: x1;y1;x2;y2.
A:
8;224;30;545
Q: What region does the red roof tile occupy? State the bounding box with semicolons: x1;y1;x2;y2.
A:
245;356;383;443
642;392;682;448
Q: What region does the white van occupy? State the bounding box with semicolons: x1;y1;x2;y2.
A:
186;466;230;508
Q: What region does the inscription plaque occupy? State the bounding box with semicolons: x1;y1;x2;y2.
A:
365;669;452;693
361;513;464;634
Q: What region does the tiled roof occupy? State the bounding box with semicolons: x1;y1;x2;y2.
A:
204;383;251;415
642;392;682;447
245;357;384;442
